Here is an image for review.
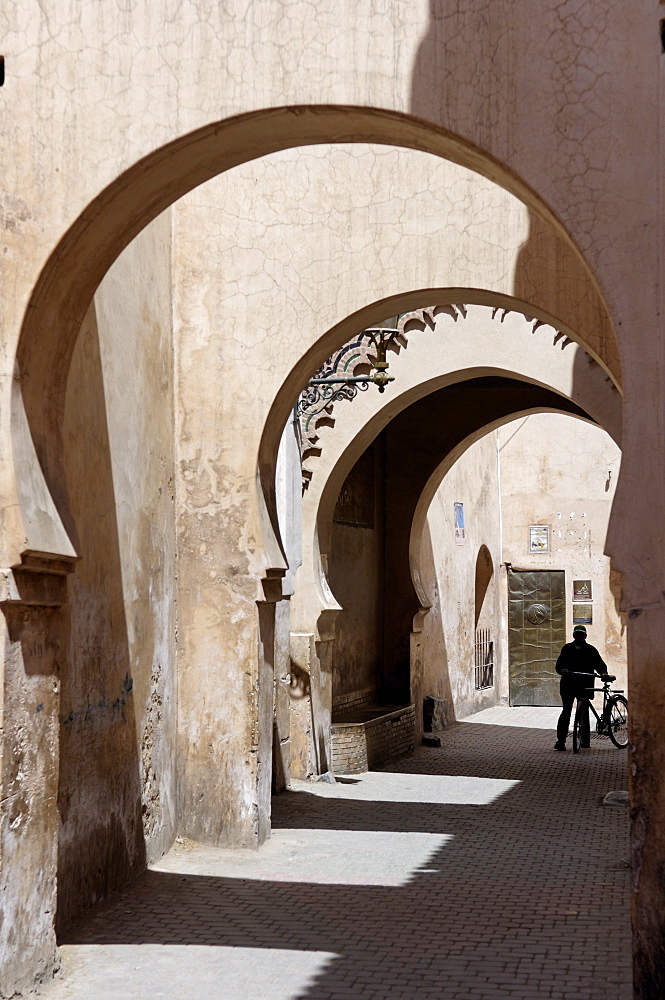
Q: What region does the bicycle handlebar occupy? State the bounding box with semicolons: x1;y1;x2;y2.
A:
567;671;616;683
568;671;610;678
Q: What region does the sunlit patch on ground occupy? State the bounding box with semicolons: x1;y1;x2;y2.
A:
155;828;452;886
46;945;337;1000
463;705;560;728
290;770;520;805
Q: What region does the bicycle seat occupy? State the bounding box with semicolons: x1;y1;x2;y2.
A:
605;674;616;682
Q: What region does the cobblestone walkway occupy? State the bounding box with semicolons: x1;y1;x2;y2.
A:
37;708;631;1000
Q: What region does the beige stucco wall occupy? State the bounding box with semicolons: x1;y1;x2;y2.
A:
3;2;631;414
60;212;176;923
420;431;503;721
168;141;532;582
172;189;267;846
498;412;625;690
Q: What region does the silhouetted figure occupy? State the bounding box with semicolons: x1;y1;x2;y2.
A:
554;625;609;751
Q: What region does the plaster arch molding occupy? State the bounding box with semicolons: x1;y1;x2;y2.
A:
12;119;619;585
292;302;622;638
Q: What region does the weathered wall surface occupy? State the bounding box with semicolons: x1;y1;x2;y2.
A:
498;413;625;688
0;589;65;994
421;432;503;721
172;196;270;846
329;443;385;711
3;0;637;445
59;211;176;926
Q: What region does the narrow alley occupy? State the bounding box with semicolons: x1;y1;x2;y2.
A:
38;708;630;1000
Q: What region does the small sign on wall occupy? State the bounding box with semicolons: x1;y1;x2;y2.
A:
454;502;465;545
573;603;593;625
529;525;550;553
573;579;592;601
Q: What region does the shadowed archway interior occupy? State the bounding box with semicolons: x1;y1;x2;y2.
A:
326;376;592;724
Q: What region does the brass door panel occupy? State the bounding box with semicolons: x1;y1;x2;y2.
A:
508;569;565;706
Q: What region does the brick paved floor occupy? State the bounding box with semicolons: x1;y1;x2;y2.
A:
36;708;631;1000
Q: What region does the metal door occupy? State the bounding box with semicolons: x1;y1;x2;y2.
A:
508;569;565;706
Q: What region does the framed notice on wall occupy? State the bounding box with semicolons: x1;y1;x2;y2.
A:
573;603;593;625
573;579;592;601
529;525;549;553
454;502;465;545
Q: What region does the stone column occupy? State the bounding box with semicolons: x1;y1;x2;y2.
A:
288;625;334;780
0;561;71;996
272;598;291;793
313;609;335;777
177;592;276;848
256;596;276;845
410;609;428;745
288;631;316;779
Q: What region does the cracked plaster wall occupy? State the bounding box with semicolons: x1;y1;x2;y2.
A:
165;138;598;614
172;192;267;846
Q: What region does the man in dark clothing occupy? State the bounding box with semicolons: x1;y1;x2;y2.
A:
554;624;609;750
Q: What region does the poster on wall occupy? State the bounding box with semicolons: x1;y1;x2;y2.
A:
454;502;465;545
573;579;592;601
529;525;550;553
573;603;593;624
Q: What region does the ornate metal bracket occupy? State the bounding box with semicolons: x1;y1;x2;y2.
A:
297;325;400;429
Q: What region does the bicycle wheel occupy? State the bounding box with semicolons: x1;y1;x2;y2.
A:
606;695;628;748
572;698;586;754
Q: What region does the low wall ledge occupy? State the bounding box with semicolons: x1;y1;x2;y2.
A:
0;552;76;606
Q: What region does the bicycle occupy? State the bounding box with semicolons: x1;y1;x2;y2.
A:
569;672;628;752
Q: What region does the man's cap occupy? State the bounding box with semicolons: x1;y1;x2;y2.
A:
573;625;587;634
